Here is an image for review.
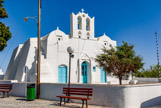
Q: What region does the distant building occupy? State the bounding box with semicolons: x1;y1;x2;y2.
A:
0;68;3;75
4;9;117;84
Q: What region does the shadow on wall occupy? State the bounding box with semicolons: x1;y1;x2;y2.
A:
28;47;37;82
8;43;30;81
141;96;161;107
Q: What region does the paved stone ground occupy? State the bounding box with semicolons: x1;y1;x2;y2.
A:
0;96;109;108
1;96;161;108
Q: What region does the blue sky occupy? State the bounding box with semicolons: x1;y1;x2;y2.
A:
0;0;161;73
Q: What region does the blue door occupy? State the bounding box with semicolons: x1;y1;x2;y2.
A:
82;61;87;83
100;67;107;83
58;66;67;83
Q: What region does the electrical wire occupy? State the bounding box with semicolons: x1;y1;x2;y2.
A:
0;25;27;72
45;0;54;28
79;38;86;58
0;28;17;69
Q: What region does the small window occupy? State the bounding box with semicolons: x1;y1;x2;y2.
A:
58;38;61;41
93;66;96;72
86;18;90;31
78;16;82;30
57;35;63;41
104;41;108;46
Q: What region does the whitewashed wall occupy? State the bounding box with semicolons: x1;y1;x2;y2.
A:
39;83;161;108
134;77;159;83
124;83;161;107
6;82;161;108
41;83;161;108
9;82;36;97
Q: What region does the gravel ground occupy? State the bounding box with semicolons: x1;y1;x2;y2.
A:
0;96;109;108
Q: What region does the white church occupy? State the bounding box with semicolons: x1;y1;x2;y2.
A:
4;10;118;84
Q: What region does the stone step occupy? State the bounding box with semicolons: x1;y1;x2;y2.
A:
40;67;49;70
40;65;48;68
41;60;45;63
40;68;49;71
40;74;53;76
41;55;45;59
41;52;45;56
40;71;49;74
40;58;47;62
40;62;48;66
40;66;49;71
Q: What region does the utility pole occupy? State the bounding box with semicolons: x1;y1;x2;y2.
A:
37;0;41;99
155;32;160;77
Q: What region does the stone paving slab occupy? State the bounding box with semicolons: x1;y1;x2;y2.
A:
0;96;109;108
1;96;161;108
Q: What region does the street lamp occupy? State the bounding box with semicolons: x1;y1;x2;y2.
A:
67;46;74;102
67;46;74;89
24;17;38;22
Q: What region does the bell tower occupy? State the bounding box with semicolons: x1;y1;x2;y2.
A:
70;9;95;39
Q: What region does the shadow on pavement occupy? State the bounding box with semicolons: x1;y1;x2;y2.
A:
49;103;81;108
141;96;161;108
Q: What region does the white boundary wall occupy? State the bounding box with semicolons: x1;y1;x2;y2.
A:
134;77;159;83
4;82;161;108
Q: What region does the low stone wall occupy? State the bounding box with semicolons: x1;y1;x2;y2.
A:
124;83;161;107
134;77;159;83
9;82;36;97
40;83;161;108
0;75;4;80
10;83;26;97
2;81;161;108
40;83;126;107
0;80;18;84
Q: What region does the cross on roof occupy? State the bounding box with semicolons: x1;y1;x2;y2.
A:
81;8;84;13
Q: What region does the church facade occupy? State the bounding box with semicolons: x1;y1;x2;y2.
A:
4;10;117;84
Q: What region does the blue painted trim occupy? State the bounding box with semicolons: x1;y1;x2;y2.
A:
93;66;96;72
58;66;67;83
82;61;87;83
100;67;107;83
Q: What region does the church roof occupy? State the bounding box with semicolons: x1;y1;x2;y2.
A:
42;27;67;40
97;33;112;41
